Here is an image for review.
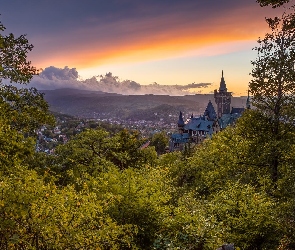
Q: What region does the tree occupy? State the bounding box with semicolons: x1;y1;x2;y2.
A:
0;166;137;249
51;128;115;186
0;18;145;250
110;129;155;170
0;85;54;135
150;131;169;155
256;0;290;8
0;20;54;135
94;166;172;249
0;121;35;174
250;11;295;183
0;21;37;84
51;128;157;187
0;20;54;170
162;124;292;249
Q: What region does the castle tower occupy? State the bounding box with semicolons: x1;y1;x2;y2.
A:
214;70;232;117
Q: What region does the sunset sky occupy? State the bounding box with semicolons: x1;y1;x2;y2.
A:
1;0;281;96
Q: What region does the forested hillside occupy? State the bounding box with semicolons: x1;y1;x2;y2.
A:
1;1;295;249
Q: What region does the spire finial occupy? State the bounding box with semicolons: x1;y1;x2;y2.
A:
222;70;224;78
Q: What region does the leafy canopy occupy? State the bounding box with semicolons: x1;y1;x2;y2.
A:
0;21;37;84
256;0;290;8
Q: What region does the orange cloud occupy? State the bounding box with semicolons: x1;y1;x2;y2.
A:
30;2;277;70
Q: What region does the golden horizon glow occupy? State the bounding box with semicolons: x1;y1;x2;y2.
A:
26;2;280;97
31;3;272;70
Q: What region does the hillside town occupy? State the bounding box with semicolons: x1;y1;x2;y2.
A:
36;71;249;154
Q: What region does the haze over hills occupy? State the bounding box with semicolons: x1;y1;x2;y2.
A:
24;66;247;121
42;88;248;122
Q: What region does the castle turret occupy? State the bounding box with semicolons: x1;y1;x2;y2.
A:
214;70;232;117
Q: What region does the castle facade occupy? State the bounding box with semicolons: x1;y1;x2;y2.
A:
169;71;247;151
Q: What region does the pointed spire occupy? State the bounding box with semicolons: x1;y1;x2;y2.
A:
219;70;227;92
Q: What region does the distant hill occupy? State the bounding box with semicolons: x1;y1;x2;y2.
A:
42;89;248;121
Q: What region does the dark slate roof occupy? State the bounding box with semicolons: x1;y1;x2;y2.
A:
171;133;189;143
184;116;214;135
204;100;217;121
231;107;244;114
219;113;241;129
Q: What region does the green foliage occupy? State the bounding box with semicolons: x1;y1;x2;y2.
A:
2;12;295;250
53;128;115;186
0;21;37;84
156;113;295;247
88;120;124;134
110;129;146;169
0;20;54;137
0;167;137;249
94;166;172;249
0;122;35;172
52;128;157;186
250;11;295;120
256;0;290;8
0;85;54;135
150;131;169;155
250;10;295;183
153;193;221;250
210;182;279;250
159;151;197;192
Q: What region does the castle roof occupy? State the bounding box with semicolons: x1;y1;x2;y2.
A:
184;116;214;135
218;113;241;129
204;100;217;121
171;133;189;143
231;107;244;114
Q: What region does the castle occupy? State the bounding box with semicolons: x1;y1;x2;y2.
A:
169;71;249;151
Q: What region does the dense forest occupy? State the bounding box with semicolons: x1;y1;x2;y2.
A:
1;0;295;249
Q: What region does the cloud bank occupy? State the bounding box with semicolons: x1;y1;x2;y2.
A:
29;66;211;95
3;0;278;70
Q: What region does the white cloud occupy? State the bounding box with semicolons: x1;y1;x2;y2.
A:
28;66;211;95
